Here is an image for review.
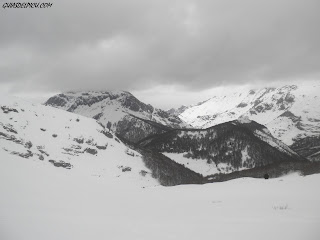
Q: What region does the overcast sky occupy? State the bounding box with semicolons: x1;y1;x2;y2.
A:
1;0;320;108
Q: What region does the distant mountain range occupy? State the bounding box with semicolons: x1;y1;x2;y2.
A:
41;86;320;181
1;82;319;186
169;82;320;160
173;82;320;144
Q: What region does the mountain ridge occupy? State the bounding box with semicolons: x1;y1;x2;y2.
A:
138;117;305;176
45;90;189;143
172;82;320;147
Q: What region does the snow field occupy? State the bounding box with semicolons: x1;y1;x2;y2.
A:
1;153;319;240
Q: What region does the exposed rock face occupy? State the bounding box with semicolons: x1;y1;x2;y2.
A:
45;91;187;142
1;106;19;114
120;93;153;113
139;119;304;175
45;94;71;108
85;148;98;155
0;131;24;146
48;160;73;169
167;105;188;116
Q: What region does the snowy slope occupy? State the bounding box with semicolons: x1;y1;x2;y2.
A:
0;95;158;187
162;152;222;176
178;81;320;145
1;152;320;240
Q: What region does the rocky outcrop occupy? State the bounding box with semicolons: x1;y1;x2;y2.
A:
48;160;73;169
167;105;188;117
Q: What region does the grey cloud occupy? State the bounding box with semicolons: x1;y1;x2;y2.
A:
0;0;320;94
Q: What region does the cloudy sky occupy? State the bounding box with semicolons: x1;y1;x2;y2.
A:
1;0;320;108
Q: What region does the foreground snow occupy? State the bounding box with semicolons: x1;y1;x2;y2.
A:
1;153;319;240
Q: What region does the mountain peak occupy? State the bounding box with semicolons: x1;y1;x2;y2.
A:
45;90;188;143
178;82;320;146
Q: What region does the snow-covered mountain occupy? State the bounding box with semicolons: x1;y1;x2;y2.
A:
139;116;305;177
45;91;188;143
176;81;320;146
1;95;205;187
0;95;160;186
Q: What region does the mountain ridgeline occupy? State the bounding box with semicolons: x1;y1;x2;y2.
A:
1;95;208;187
139;118;305;176
45;91;187;143
43;89;320;182
174;82;320;148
